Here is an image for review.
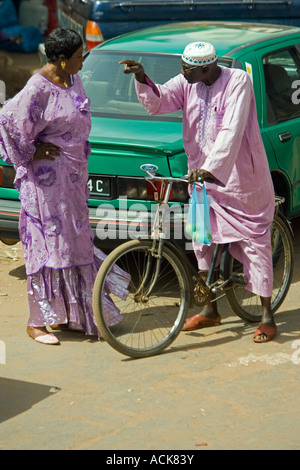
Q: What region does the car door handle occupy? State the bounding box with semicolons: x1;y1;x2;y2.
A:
279;132;292;142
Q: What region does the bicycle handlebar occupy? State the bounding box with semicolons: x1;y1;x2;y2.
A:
144;171;189;183
144;171;214;184
140;163;215;184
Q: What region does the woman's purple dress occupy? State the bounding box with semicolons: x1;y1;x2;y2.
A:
0;73;129;335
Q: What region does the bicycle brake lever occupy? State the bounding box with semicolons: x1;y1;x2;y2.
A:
192;177;215;184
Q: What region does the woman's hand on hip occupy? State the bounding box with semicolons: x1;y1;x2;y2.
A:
33;142;60;161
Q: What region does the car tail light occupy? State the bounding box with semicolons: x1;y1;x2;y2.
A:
147;180;173;202
147;179;188;202
118;177;148;200
0;165;15;188
86;21;104;50
117;177;188;202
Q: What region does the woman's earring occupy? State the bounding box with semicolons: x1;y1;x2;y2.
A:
61;61;66;71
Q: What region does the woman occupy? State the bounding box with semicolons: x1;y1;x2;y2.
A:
0;28;129;345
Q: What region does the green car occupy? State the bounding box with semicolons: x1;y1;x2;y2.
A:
1;21;300;247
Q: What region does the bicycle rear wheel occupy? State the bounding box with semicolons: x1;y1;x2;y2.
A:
225;214;294;322
92;240;190;358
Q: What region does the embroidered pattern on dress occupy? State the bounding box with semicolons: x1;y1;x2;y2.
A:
62;131;72;142
29;101;44;122
0;115;7;125
70;173;79;182
76;219;82;230
73;96;90;113
35;166;56;187
57;200;68;214
43;215;62;237
198;85;214;148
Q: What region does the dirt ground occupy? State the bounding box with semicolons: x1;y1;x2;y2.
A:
0;219;300;451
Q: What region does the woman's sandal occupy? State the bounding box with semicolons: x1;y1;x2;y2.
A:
253;323;277;343
27;326;60;345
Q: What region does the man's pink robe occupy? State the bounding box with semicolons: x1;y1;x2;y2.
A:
135;66;275;297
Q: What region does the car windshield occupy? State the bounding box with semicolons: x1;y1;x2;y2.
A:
80;51;234;122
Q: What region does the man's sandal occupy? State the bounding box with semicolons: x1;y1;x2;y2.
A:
182;314;221;331
253;323;277;343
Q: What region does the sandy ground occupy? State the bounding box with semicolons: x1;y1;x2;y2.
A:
0;219;300;450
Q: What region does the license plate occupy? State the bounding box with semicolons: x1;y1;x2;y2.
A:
88;175;111;197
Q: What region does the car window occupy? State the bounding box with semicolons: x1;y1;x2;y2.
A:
80;51;234;122
263;47;300;124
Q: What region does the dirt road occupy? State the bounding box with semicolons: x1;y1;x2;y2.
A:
0;219;300;450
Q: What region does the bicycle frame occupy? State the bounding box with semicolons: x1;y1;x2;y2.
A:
144;171;226;306
135;172;188;300
143;169;258;305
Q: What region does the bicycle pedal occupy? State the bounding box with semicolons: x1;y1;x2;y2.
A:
212;274;248;292
193;275;211;305
231;273;248;287
211;280;230;293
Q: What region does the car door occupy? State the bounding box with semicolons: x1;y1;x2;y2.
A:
257;43;300;217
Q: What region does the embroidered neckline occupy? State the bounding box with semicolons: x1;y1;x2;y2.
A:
35;73;75;89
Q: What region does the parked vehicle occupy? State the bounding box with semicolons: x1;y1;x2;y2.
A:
56;0;300;50
1;21;300;247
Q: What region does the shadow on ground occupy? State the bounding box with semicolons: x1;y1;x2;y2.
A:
0;378;60;423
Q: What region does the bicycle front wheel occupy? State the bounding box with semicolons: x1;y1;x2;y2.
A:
225;214;294;322
92;240;190;358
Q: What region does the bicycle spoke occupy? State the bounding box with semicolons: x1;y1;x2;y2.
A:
226;214;293;322
93;240;189;358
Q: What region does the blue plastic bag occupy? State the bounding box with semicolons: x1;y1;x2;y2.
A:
185;182;212;245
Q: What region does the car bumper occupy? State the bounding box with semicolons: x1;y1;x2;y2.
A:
0;199;21;244
0;200;191;250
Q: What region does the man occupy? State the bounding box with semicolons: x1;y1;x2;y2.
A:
120;41;276;343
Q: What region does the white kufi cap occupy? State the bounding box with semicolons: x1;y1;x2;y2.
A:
182;42;218;66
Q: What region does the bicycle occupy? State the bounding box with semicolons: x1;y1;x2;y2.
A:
92;166;294;358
